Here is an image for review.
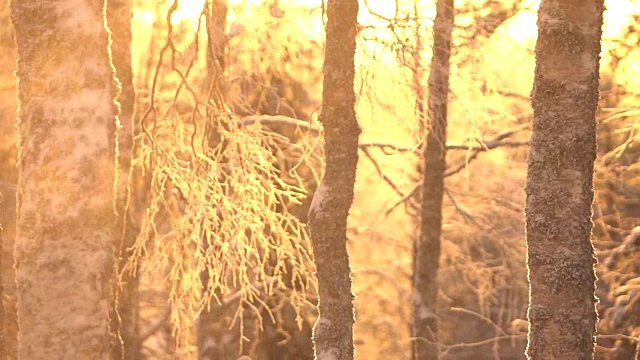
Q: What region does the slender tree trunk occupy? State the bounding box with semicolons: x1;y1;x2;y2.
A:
525;1;603;359
10;0;119;358
205;0;227;96
106;0;137;358
198;1;229;359
412;1;454;359
307;0;360;359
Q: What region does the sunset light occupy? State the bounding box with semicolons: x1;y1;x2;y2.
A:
1;0;639;359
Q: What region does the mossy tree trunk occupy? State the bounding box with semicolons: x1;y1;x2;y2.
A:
11;0;119;358
307;0;360;359
106;0;137;358
525;1;604;359
411;1;454;359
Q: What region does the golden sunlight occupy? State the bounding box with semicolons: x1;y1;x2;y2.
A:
2;0;640;359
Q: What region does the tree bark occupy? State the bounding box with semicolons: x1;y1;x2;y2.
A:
525;1;603;359
0;0;18;356
412;1;454;359
11;0;119;358
205;0;227;95
106;0;137;358
307;0;360;359
0;213;4;360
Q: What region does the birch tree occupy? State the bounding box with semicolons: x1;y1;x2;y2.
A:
307;0;360;359
11;0;119;357
525;0;604;358
0;0;18;354
412;0;455;359
0;217;4;360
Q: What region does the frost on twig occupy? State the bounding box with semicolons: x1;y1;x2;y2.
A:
126;108;318;348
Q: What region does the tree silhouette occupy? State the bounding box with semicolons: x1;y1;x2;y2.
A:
412;0;455;359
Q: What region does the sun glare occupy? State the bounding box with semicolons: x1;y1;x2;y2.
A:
172;0;205;25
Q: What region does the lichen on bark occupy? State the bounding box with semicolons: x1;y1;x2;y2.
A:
525;1;604;359
307;0;360;359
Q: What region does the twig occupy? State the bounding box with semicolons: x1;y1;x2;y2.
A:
384;124;530;215
358;136;528;154
438;335;525;358
597;334;640;343
385;183;421;216
448;122;531;150
138;306;171;343
448;307;507;337
240;115;322;135
361;146;405;197
444;189;475;224
359;142;417;153
444;150;481;177
447;138;530;150
241;116;529;153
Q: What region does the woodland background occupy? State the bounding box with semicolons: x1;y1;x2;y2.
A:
0;0;639;359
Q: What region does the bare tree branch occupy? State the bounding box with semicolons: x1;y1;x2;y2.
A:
383;123;530;216
240;115;322;135
241;116;529;153
360;146;405;197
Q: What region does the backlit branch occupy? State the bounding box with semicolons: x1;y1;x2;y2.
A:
241;116;530;152
383;123;530;216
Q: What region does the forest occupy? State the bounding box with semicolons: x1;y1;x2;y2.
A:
0;0;639;359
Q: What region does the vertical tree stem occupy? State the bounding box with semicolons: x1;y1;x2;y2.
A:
307;0;360;359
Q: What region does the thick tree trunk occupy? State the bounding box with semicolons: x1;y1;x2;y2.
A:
525;1;603;359
411;1;454;359
11;0;119;358
106;0;137;358
0;1;18;356
0;217;4;360
307;0;360;359
0;186;17;360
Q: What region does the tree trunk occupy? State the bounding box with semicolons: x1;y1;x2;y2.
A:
106;0;137;358
0;214;4;360
525;1;603;359
412;1;454;359
0;186;17;360
205;0;227;96
197;2;229;359
0;0;18;355
307;0;360;359
11;0;119;358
